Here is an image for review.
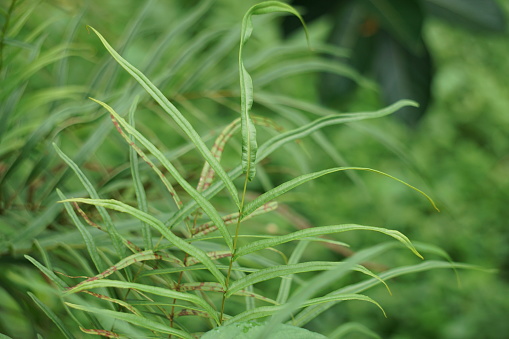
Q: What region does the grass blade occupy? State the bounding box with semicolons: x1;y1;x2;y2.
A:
24;255;67;289
193;202;278;237
257;100;418;159
70;250;181;290
276;241;309;304
178;282;277;305
224;293;383;324
328;322;381;339
260;243;394;335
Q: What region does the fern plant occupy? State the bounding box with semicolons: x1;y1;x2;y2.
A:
24;2;477;338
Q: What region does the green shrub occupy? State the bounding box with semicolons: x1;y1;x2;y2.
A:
19;2;481;338
1;1;493;338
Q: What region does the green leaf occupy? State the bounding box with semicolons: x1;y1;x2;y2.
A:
257;100;418;159
87;26;241;208
224;292;383;325
65;280;219;325
328;322;381;339
239;1;309;181
202;321;326;339
261;244;394;335
178;282;277;305
9;203;62;251
292;260;488;326
57;189;104;273
59;198;226;287
127;96;151;250
65;302;193;339
227;261;388;298
28;293;76;339
242;166;438;220
24;255;67;289
53;143;126;258
70;250;181;286
276;241;309;304
234;225;422;260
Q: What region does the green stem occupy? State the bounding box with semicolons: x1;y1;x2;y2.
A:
219;174;249;323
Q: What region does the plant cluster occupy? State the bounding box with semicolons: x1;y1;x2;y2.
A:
0;1;486;338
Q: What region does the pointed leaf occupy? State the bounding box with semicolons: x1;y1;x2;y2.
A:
234;224;422;260
57;189;104;273
53;143;125;258
65;280;219;325
28;293;76;339
239;1;309;180
60;198;226;287
65;303;193;339
242;166;438;219
293;260;487;326
227;261;388;298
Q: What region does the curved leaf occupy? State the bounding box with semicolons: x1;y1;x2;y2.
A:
28;293;76;339
239;1;309;181
202;321;326;339
227;261;388;298
65;302;193;339
57;189;104;273
66;280;219;325
234;224;422;260
53;143;125;258
242;166;438;220
292;260;487;326
59;198;226;287
224;293;383;325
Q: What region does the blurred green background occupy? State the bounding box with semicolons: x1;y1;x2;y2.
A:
1;0;508;338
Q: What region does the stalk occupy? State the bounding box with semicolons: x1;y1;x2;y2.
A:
219;174;249;323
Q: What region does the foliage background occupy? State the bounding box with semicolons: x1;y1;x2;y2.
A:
0;0;508;338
